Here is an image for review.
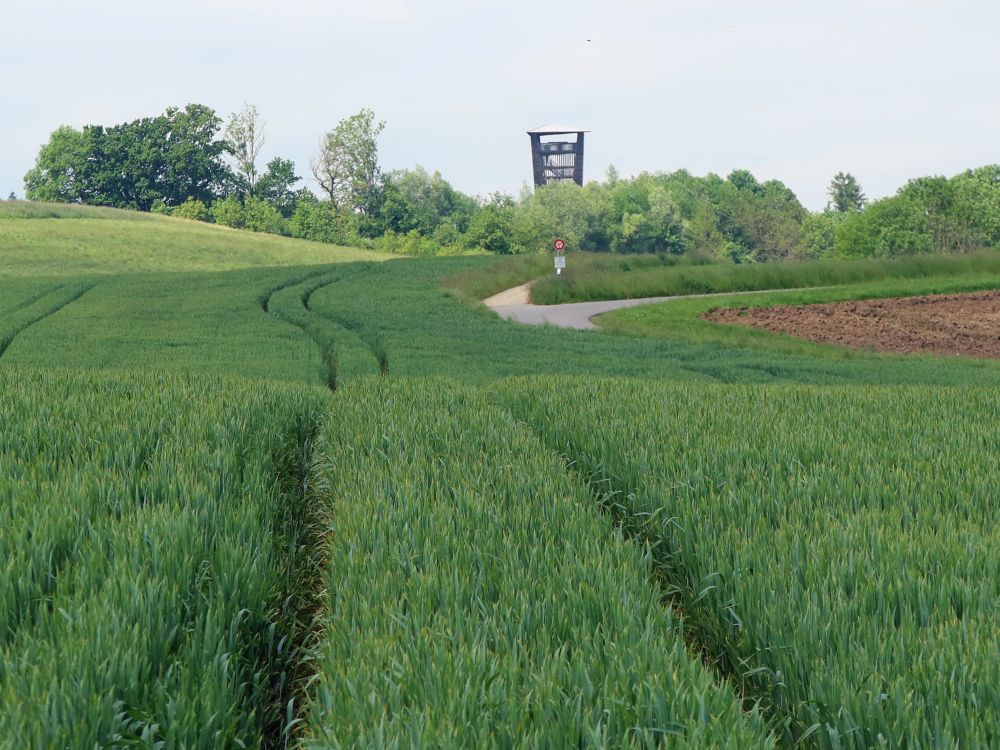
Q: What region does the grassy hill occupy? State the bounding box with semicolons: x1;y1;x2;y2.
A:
0;201;385;276
2;202;999;748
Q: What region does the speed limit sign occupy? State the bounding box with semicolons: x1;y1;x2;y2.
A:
552;238;567;252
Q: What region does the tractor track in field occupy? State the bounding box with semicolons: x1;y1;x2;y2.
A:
0;283;68;318
263;264;384;388
498;408;810;746
0;283;96;361
303;266;389;375
258;267;336;314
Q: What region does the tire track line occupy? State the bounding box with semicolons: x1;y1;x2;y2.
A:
0;283;96;361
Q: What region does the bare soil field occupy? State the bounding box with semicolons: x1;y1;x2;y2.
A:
704;290;1000;359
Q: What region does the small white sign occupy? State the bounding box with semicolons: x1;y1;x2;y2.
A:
554;256;566;270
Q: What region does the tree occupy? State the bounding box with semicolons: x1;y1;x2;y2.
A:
23;125;92;203
225;104;266;194
727;169;762;194
256;157;301;217
466;193;517;254
311;109;385;213
24;105;229;210
833;194;932;257
158;104;231;207
827;172;866;212
799;211;844;258
376;166;477;236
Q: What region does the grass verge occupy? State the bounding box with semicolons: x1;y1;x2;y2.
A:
531;250;1000;304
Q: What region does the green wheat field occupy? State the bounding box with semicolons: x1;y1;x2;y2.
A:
1;201;998;749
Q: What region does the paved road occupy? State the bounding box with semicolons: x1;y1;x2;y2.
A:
483;283;824;331
485;289;675;330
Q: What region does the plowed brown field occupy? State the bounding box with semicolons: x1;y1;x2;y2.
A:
704;290;1000;359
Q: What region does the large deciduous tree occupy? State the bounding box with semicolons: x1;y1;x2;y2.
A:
23;126;93;203
224;104;266;194
311;109;385;214
24;104;229;210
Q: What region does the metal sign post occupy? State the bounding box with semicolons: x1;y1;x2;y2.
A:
552;238;567;275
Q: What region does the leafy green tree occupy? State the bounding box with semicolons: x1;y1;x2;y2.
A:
683;202;727;258
727;169;762;194
24;126;93;203
431;220;462;247
798;211;843;258
899;176;983;253
518;182;609;253
224;104;266;194
311;109;385;214
711;174;806;260
827;172;866;212
375;175;418;234
158;104;231;207
466;193;517;254
255;157;300;217
951;165;1000;247
389;166;477;233
834;194;932;257
629;187;684;254
24;105;229;210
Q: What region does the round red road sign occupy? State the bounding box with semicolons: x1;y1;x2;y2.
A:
552;238;567;251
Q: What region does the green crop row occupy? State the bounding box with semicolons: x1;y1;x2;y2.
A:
0;369;327;749
299;378;774;749
493;378;1000;748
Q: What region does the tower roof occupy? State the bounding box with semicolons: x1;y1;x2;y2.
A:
527;123;589;135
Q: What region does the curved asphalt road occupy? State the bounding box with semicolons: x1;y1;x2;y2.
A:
483;282;822;331
485;291;674;330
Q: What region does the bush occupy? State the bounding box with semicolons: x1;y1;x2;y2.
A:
289;201;364;246
211;196;244;228
243;196;287;235
172;198;210;222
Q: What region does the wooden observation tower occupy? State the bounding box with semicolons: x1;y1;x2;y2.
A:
528;124;587;188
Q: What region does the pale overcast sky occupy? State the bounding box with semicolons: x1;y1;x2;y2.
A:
2;0;998;210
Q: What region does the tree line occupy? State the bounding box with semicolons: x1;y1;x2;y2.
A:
21;103;1000;260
